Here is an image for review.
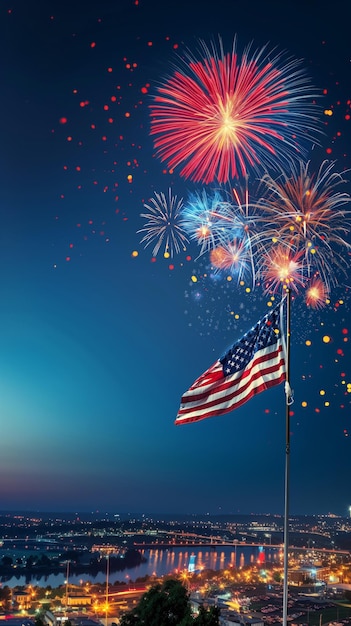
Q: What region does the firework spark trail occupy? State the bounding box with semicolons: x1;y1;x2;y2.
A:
150;37;321;184
138;189;189;257
209;181;267;287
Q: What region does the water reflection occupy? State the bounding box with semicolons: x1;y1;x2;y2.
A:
1;545;280;588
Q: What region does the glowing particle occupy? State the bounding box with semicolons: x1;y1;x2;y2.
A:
191;275;198;282
127;175;133;183
305;340;312;346
301;401;307;407
59;117;68;124
319;389;326;396
322;335;331;343
131;250;138;257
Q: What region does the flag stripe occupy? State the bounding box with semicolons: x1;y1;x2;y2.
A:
181;343;284;405
175;342;285;424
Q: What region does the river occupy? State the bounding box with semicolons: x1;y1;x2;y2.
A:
1;545;282;588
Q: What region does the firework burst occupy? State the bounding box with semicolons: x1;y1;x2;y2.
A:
305;278;329;309
210;239;251;283
210;181;268;286
138;189;189;257
150;37;321;184
256;160;351;289
261;244;306;294
180;189;227;255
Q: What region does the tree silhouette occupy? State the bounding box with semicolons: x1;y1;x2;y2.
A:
119;579;219;626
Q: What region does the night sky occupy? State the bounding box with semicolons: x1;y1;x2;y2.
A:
1;0;351;517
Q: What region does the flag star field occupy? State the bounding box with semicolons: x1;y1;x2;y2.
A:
0;0;351;516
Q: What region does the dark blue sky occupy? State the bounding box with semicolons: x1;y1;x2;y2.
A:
0;0;350;516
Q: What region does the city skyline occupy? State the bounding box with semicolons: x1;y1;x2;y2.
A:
0;0;350;516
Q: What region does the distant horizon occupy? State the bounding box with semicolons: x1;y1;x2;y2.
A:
1;508;350;519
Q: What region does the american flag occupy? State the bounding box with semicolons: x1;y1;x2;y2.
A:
175;302;287;425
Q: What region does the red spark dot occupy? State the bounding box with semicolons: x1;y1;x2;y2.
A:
326;147;332;154
147;41;153;47
67;136;72;142
125;112;130;118
73;89;78;94
342;328;348;334
69;243;74;249
66;256;71;262
169;264;174;270
345;114;350;120
107;67;113;72
341;372;346;377
103;105;109;111
173;43;179;49
90;42;96;48
340;404;345;409
91;124;96;129
80;101;86;108
186;255;192;261
111;96;117;102
337;348;344;356
264;409;270;414
76;166;81;171
289;411;294;417
101;136;107;141
63;165;68;170
88;220;93;225
108;118;113;123
59;117;68;124
323;88;328;94
151;257;157;263
141;87;148;94
315;408;320;413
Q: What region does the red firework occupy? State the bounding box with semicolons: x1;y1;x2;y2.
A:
150;39;320;184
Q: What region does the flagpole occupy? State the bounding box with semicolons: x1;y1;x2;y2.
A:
282;288;291;626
